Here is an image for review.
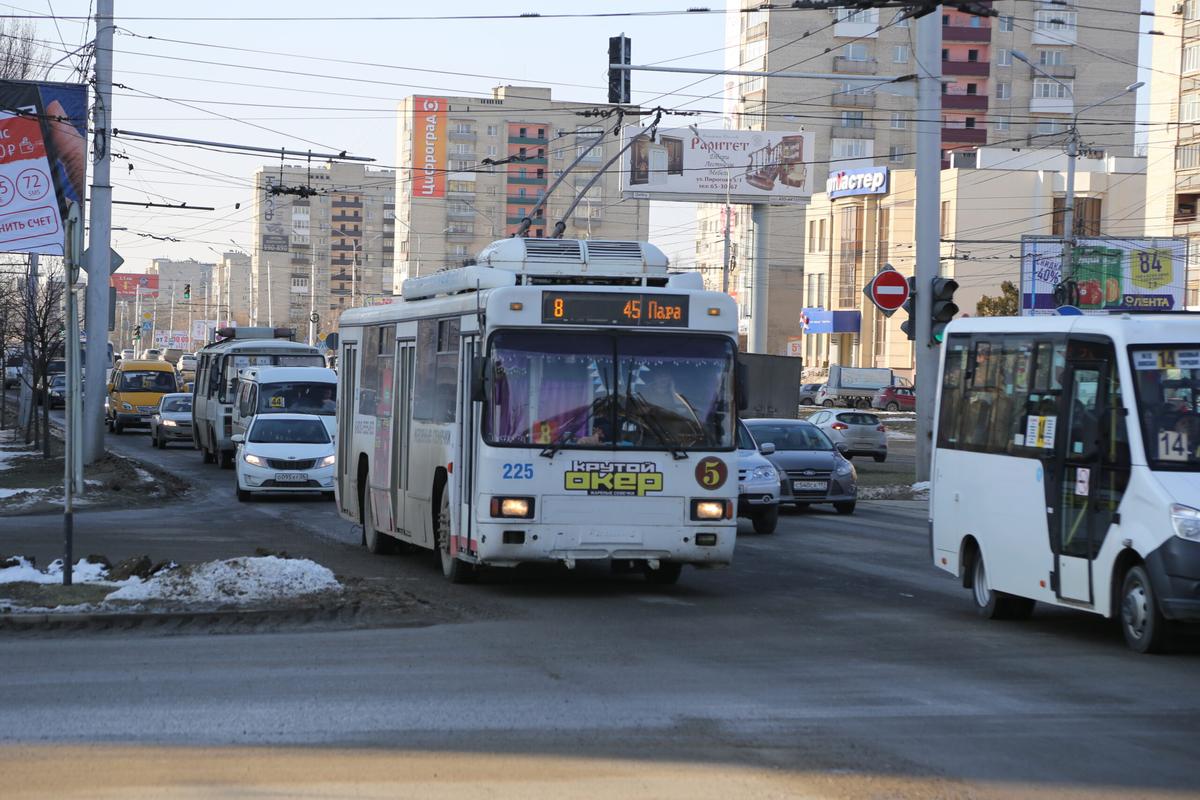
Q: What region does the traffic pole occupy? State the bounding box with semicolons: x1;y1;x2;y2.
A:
913;9;942;483
83;0;115;465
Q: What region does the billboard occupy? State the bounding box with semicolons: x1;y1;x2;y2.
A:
621;127;814;204
0;80;88;255
110;273;160;299
411;96;447;199
1020;236;1189;315
826;166;889;199
261;233;289;252
154;330;190;349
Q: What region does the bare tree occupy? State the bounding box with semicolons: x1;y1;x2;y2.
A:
13;265;66;457
0;267;22;430
0;18;48;81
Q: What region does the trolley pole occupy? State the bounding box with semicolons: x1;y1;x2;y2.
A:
913;9;942;483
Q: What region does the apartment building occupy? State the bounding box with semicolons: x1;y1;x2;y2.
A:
393;86;650;287
698;0;1140;354
144;258;215;348
800;149;1146;376
212;250;252;328
250;162;396;341
1143;0;1200;306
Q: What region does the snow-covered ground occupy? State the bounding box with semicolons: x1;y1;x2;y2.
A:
0;556;341;612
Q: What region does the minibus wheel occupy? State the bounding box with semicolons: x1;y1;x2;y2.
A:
1120;564;1170;654
972;553;1034;620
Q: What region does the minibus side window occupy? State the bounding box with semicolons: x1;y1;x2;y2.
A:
936;336;969;449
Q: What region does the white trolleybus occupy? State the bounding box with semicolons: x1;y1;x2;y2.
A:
336;238;741;584
931;314;1200;652
193;327;325;468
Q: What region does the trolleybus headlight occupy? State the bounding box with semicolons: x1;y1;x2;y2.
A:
691;499;731;521
1170;504;1200;541
749;465;777;482
318;454;336;468
243;453;265;467
491;496;534;518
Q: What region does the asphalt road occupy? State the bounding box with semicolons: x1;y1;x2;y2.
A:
1;419;1198;798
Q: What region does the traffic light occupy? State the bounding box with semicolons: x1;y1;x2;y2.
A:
930;276;960;346
183;283;191;300
608;36;631;104
131;326;140;342
899;276;917;341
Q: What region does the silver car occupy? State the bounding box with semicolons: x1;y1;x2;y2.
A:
807;408;888;462
149;393;195;449
736;421;780;534
744;419;857;515
798;383;824;406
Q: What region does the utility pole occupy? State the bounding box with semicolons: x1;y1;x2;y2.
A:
913;8;942;483
748;205;769;353
83;0;114;464
18;254;38;432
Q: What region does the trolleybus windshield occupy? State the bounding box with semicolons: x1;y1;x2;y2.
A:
486;331;734;451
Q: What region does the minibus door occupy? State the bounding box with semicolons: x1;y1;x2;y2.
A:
1053;341;1128;604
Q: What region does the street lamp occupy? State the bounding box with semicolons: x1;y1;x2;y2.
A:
1012;50;1142;303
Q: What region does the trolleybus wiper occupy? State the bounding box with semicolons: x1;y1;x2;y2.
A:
631;392;689;461
538;396;612;460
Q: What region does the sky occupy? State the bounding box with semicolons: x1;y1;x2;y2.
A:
10;1;732;275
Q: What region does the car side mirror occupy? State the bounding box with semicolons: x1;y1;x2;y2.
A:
759;442;776;456
106;383;114;393
470;355;489;403
835;441;848;453
231;434;244;444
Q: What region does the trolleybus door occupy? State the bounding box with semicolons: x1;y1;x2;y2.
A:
393;341;417;542
1053;339;1129;604
456;334;479;555
338;341;358;519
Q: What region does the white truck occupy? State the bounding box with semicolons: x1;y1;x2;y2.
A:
814;365;909;408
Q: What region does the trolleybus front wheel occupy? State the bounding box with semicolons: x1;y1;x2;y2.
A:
436;490;474;584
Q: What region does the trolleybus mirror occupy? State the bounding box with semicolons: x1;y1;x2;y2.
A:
324;332;339;351
735;361;748;411
471;355;488;403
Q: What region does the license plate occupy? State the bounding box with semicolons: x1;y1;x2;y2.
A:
793;480;827;491
274;472;308;483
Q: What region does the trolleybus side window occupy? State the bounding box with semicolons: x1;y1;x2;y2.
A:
359;324;394;417
413;318;460;423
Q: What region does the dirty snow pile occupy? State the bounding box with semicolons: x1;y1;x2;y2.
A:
0;556;110;584
911;481;931;493
106;556;341;605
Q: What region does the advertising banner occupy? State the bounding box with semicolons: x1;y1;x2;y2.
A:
0;80;88;255
826;166;889;199
261;233;289;253
800;308;861;334
621;127;814;204
191;319;219;342
411;96;447;199
110;273;160;299
154;330;190;349
1020;236;1189;315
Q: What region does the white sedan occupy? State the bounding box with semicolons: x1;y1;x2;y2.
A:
233;413;336;501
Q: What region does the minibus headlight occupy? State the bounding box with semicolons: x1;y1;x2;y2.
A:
749;465;777;482
690;499;731;521
1170;504;1200;541
490;496;534;519
319;454;336;468
244;453;265;467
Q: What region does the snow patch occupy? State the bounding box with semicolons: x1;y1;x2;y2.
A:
0;557;113;585
911;481;931;493
105;556;340;605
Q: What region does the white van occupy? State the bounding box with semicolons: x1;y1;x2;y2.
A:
233;366;337;441
931;313;1200;653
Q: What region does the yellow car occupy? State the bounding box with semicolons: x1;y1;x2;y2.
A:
106;359;180;434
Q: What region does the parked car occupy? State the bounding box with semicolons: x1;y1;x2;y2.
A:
872;386;915;412
149;393;195;449
106;359;180;433
233;413;336;501
736;421;780;534
807;408;888;462
798;383;824;406
743;419;857;515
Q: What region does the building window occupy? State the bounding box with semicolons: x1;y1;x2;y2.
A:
831;137;872;163
996;82;1011;100
519;127;527;137
966;83;978;95
877;206;890;266
841;111;865;128
1036;119;1063;135
836;8;877;24
888;144;904;164
892;11;909;27
890;112;907;129
836;205;863;308
1052;196;1102;237
940;201;950;234
1177;143;1200;170
893;45;909;63
997;48;1011;67
1038;49;1067;66
452;122;472;134
1033;79;1072;99
964;117;976;129
1035;9;1076;33
1182;93;1200;124
1186;44;1200;74
843;42;868;61
999;15;1013;32
967;49;979;63
486;125;498;136
994;116;1010;131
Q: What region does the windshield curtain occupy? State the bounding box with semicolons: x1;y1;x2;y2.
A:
485;331;734;451
746;422;832;451
257;382;336;416
248;418;330;444
1131;346;1200;471
118;371;176;393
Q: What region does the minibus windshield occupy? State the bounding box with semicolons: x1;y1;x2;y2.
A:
1131;346;1200;471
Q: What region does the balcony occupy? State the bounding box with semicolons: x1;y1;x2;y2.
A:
449;130;476;142
510;155;547;166
290;255;310;265
507;175;547;185
942;94;988;111
506;215;546;224
507;196;545;205
331;213;360;222
942;24;991;42
447;207;475;219
942;59;990;77
332;199;363;209
831;91;876;108
334;227;361;237
832;56;877;75
1028;63;1076;80
831;124;874;139
941;126;987;144
508;134;548;145
331;243;354;252
1030;96;1073;114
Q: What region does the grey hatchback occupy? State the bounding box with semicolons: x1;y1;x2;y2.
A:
149;393;194;449
744;418;857;515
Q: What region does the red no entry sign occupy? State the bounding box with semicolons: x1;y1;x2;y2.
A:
864;268;910;315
